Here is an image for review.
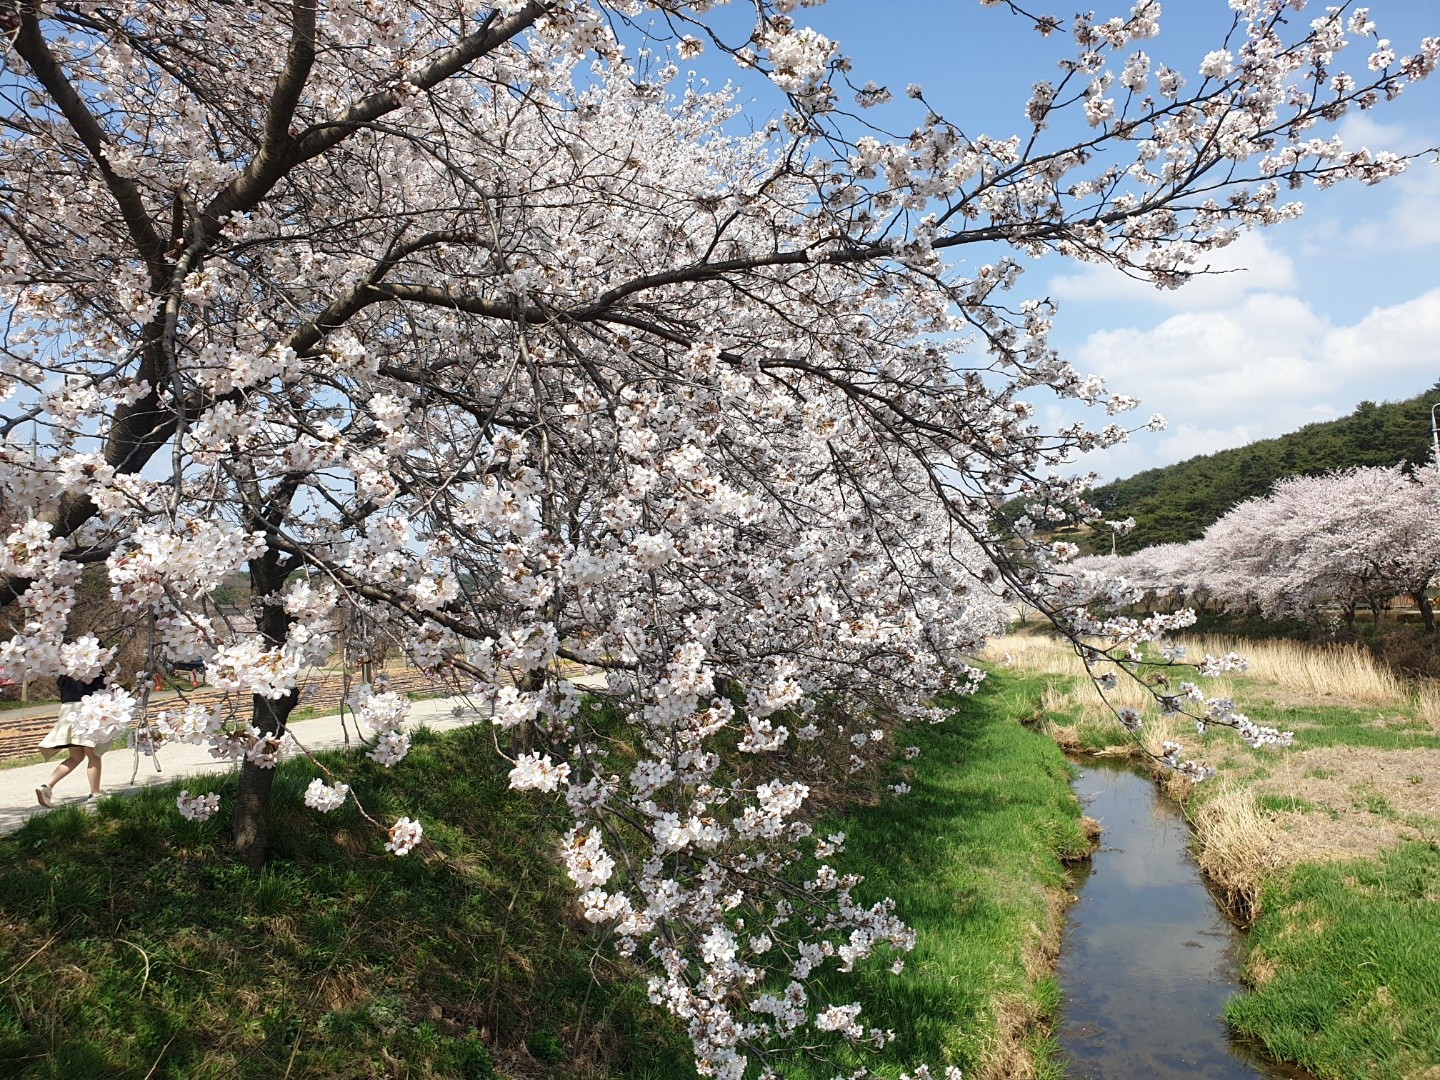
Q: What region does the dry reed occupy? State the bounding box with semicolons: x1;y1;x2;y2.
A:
1183;635;1405;704
1413;681;1440;729
1039;681;1073;718
986;633;1161;729
983;633;1089;678
1137;712;1185;760
1188;784;1280;919
989;630;1437;721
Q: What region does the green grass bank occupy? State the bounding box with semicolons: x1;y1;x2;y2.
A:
0;724;695;1080
780;669;1090;1080
0;673;1086;1079
1225;844;1440;1080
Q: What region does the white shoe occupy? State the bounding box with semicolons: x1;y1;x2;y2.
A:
35;783;53;808
82;792;103;812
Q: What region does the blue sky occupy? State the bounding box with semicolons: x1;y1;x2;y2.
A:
655;1;1440;480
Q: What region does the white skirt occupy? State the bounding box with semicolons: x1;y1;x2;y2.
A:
38;702;113;759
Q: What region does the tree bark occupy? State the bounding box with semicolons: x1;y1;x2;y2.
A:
235;688;299;872
510;669;548;756
1412;589;1436;634
233;546;297;871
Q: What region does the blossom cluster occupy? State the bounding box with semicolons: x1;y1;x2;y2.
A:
176;790;221;821
386;817;424;856
352;684;414;768
303;779;351;813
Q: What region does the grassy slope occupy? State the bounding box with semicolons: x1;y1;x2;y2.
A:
0;724;695;1080
1225;845;1440;1080
783;670;1089;1079
0;674;1085;1080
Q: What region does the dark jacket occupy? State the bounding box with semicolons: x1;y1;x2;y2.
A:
56;673;107;703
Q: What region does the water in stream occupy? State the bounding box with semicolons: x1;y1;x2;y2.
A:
1056;758;1308;1079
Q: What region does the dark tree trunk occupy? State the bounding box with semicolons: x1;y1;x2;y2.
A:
235;688;299;871
1413;590;1436;633
511;669;547;757
233;546;297;872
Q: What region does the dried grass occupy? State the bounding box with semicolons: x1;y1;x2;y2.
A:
1039;681;1072;717
987;633;1149;723
1251;745;1440;866
1416;681;1440;729
1183;635;1411;706
983;994;1041;1080
983;633;1089;678
1103;670;1159;713
1189;784;1281;919
991;631;1440;723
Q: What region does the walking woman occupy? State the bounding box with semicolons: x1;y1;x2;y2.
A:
35;672;110;808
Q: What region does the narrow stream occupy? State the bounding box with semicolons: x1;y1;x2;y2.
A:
1056;758;1309;1079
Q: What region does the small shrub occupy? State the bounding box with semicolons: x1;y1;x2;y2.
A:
525;1027;566;1063
451;1032;495;1079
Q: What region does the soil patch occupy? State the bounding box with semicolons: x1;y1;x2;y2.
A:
1253;747;1440;866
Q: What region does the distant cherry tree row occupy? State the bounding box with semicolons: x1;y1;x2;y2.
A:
1078;464;1440;631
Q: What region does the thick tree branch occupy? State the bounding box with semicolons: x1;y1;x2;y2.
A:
203;2;549;236
233;0;318;209
8;1;166;276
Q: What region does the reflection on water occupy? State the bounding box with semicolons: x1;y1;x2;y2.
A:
1057;759;1310;1080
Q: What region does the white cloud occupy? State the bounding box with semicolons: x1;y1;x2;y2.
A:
1031;119;1440;482
1062;288;1440;478
1047;231;1297;310
1326;287;1440;378
1333;113;1421;155
1352;163;1440;250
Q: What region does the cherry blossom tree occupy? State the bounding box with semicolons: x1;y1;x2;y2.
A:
1092;462;1440;629
3;1;1438;1074
1277;463;1440;629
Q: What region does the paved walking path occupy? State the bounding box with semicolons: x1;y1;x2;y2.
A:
0;667;446;762
0;694;493;836
1;673;609;836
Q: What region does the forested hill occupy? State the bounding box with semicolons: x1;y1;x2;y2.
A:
1088;381;1440;555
